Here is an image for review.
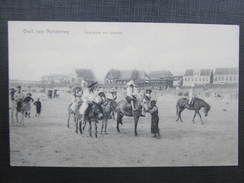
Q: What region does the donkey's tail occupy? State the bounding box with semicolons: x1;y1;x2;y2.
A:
176;102;179;116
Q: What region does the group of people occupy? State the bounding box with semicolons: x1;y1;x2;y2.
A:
9;85;42;123
70;80;117;123
125;80;160;138
10;81;196;136
70;80;160;138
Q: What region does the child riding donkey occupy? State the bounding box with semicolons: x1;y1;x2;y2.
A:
126;80;138;112
79;81;105;123
70;83;84;113
141;89;152;117
188;83;196;108
126;80;151;117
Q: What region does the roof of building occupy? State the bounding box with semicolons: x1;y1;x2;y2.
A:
105;69;120;79
184;69;194;76
106;69;149;80
184;69;212;76
214;68;238;75
200;69;212;76
148;70;173;79
41;74;71;80
75;69;96;81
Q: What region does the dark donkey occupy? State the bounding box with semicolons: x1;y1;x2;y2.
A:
176;97;211;124
100;98;117;134
80;102;104;138
116;94;150;136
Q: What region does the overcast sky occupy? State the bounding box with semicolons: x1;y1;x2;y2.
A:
8;21;239;81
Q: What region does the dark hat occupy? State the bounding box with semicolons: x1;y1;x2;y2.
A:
98;91;105;97
146;89;152;93
27;93;32;96
88;82;98;88
17;85;21;89
151;100;156;105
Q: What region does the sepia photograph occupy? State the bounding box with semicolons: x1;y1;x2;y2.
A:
8;21;239;167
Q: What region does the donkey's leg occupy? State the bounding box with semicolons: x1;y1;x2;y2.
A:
116;112;122;133
11;108;14;124
179;109;184;122
79;118;83;134
197;111;204;125
67;111;71;128
112;111;115;120
101;119;104;134
75;118;78;134
192;111;197;123
95;121;98;138
176;107;180;121
21;112;25;126
16;111;19;123
134;115;139;136
82;118;87;131
89;120;92;137
105;119;108;135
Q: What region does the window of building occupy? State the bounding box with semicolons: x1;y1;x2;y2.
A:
230;76;232;81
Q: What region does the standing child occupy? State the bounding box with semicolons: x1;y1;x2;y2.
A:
34;98;42;117
23;93;34;117
148;100;160;138
14;85;25;123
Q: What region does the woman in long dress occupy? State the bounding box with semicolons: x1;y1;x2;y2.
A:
148;100;160;138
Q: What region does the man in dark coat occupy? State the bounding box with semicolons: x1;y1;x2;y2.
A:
148;100;160;138
34;98;42;117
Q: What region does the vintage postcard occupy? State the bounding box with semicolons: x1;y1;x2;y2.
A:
8;21;239;167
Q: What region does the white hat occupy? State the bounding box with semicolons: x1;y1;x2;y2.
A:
127;80;135;86
81;80;88;88
110;88;116;92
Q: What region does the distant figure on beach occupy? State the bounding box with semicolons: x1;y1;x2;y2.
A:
23;93;34;118
148;100;160;138
9;88;17;123
14;86;25;123
34;98;42;117
48;90;53;99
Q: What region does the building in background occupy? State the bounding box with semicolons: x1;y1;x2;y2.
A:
213;68;238;85
148;70;174;89
41;74;74;87
104;69;150;88
173;76;183;88
74;69;97;85
9;79;41;88
183;69;213;86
